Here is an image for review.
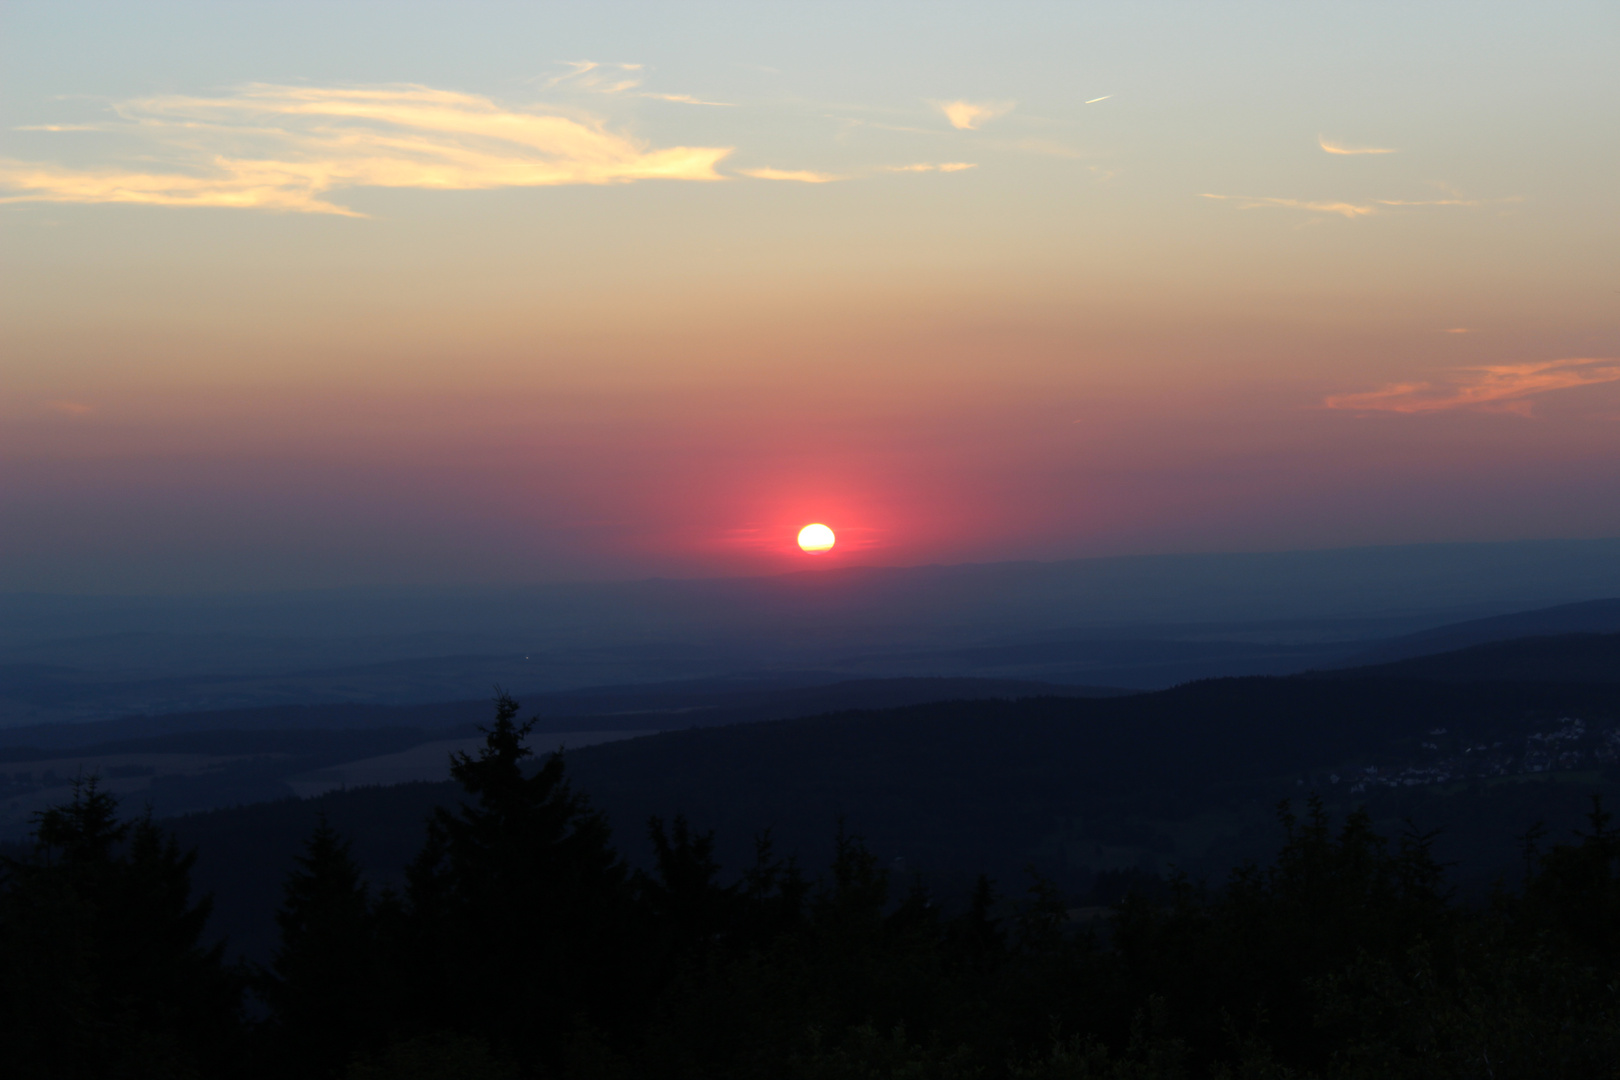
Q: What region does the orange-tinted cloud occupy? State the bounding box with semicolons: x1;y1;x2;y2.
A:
1325;358;1620;414
1376;197;1500;208
46;400;96;417
738;166;843;182
0;84;732;215
1199;193;1376;218
880;162;978;173
541;61;736;105
1319;135;1397;155
642;93;737;106
936;100;1015;130
539;60;646;95
1201;192;1515;219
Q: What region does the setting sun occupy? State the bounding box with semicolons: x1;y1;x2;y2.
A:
797;523;835;552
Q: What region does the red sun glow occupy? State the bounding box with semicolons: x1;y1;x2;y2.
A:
797;523;835;552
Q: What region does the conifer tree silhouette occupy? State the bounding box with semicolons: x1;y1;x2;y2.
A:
639;814;736;960
402;691;630;1066
266;814;379;1075
945;874;1005;978
0;779;239;1079
1520;795;1620;973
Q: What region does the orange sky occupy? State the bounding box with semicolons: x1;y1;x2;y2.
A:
2;2;1618;591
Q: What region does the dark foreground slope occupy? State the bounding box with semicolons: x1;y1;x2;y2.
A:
560;676;1620;887
13;699;1620;1079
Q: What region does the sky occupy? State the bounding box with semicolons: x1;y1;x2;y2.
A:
2;1;1618;593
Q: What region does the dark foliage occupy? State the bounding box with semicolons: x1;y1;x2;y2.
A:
557;676;1620;889
260;815;381;1076
9;693;1620;1078
0;779;242;1079
159;671;1620;965
394;693;634;1069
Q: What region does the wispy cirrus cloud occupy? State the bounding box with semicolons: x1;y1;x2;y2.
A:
643;92;738;107
542;61;737;106
880;162;977;173
541;60;646;94
1013;139;1084;159
1199;193;1377;218
1200;191;1517;219
738;167;844;183
1375;197;1505;208
0;83;732;215
935;100;1015;130
1324;358;1620;415
1319;135;1397;155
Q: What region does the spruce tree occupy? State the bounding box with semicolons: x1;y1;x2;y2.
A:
0;779;240;1078
266;814;380;1075
639;814;736;960
403;692;631;1066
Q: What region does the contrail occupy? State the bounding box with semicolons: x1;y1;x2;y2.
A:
1085;95;1112;104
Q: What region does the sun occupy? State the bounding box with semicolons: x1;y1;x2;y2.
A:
797;523;835;552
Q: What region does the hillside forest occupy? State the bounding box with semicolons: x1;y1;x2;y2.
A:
4;694;1620;1080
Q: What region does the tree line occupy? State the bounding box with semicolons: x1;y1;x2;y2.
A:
3;693;1619;1078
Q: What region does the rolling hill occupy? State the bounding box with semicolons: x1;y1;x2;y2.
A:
139;630;1620;961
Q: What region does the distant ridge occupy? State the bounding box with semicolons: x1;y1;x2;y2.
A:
0;674;1127;751
1337;598;1620;666
1328;630;1620;685
8;539;1620;725
11;537;1620;644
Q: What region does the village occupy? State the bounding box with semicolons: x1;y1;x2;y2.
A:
1342;716;1620;793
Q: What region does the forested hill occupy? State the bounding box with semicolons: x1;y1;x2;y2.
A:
560;675;1620;885
167;662;1620;963
13;636;1620;1074
14;691;1620;1078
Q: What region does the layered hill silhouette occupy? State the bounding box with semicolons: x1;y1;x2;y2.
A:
1337;597;1620;666
1335;630;1620;683
7;597;1620;962
11;538;1620;724
0;676;1126;838
7;596;1619;837
137;623;1620;961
